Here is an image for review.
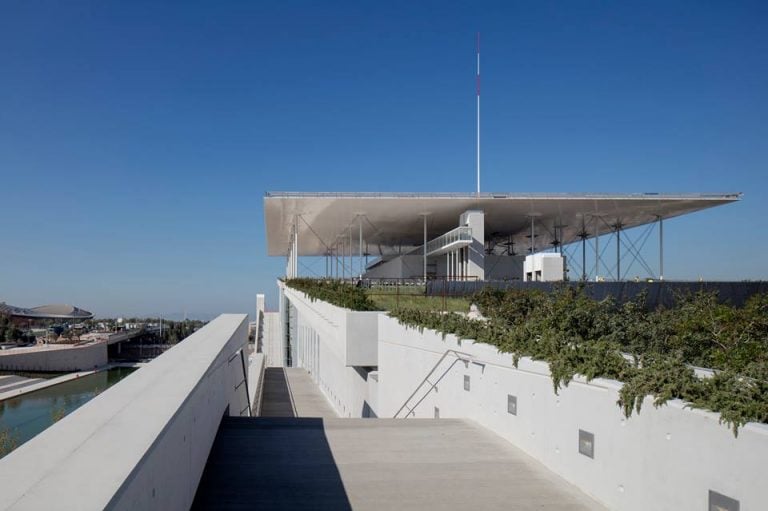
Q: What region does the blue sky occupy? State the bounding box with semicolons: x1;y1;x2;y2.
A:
0;1;766;318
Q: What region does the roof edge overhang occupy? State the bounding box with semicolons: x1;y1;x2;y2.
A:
264;192;742;257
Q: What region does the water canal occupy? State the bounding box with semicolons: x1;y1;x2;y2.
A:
0;367;136;458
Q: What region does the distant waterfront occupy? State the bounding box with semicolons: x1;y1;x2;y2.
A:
0;367;135;458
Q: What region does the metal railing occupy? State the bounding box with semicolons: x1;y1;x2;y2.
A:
265;191;741;200
393;349;475;418
363;276;479;311
425;226;473;256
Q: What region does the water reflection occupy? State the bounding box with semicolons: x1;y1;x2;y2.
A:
0;367;136;458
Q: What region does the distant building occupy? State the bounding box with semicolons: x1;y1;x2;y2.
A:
265;191;740;282
0;302;94;321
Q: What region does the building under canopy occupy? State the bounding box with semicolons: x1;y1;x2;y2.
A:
264;192;741;282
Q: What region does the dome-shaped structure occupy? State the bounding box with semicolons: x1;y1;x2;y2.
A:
0;302;93;320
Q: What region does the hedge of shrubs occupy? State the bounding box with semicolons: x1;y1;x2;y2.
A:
391;286;768;434
283;278;767;433
284;278;379;311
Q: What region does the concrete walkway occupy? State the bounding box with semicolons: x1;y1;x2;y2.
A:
260;367;337;419
193;367;604;510
193;417;605;510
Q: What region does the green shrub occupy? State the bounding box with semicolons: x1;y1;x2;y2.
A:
390;286;768;434
285;278;379;311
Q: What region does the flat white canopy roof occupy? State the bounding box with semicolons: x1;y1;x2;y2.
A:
264;192;740;257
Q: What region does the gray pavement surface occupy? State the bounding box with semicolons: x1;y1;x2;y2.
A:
0;375;43;394
260;367;337;419
193;368;605;510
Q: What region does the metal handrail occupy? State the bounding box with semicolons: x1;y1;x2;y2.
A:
239;350;252;417
393;349;474;418
425;226;473;256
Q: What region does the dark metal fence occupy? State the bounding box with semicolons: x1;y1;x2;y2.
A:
341;277;478;310
427;280;768;308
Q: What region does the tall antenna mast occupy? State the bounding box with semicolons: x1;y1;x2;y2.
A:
476;32;481;196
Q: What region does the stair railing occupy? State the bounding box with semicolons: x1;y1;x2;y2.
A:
393;349;474;418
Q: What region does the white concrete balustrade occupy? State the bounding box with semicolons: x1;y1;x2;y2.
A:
0;313;250;511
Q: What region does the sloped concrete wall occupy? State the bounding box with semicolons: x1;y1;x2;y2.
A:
0;342;107;372
377;314;768;511
0;314;249;511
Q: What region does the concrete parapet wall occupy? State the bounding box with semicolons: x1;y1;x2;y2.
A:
0;342;107;372
0;313;249;511
283;287;379;368
283;287;378;417
377;314;768;510
248;353;265;415
263;311;283;367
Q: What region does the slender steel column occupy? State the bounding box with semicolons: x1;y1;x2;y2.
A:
594;217;600;281
616;223;621;281
422;214;428;282
581;233;587;281
358;218;363;279
659;216;664;281
530;216;536;254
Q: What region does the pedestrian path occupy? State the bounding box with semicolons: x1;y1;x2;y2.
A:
259;367;337;418
192;368;605;510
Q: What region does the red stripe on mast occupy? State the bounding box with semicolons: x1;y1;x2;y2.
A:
476;32;481;96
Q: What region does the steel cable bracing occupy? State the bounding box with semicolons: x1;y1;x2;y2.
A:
562;243;585;280
294;216;359;279
592;217;658;280
596;229;617;279
619;223;657;278
595;216;657;279
298;214;333;252
597;217;624;280
299;214;358;279
299;259;323;278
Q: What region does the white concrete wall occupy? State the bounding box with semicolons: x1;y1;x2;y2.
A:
284;287;378;418
377;314;767;511
263;311;283;367
0;314;249;511
459;210;484;280
363;255;426;279
248;352;266;415
0;342;107;372
524;253;565;281
364;256;403;279
256;293;265;319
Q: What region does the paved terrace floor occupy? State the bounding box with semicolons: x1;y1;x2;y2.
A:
193;368;605;511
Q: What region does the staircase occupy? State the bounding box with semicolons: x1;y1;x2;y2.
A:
191;367;605;511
